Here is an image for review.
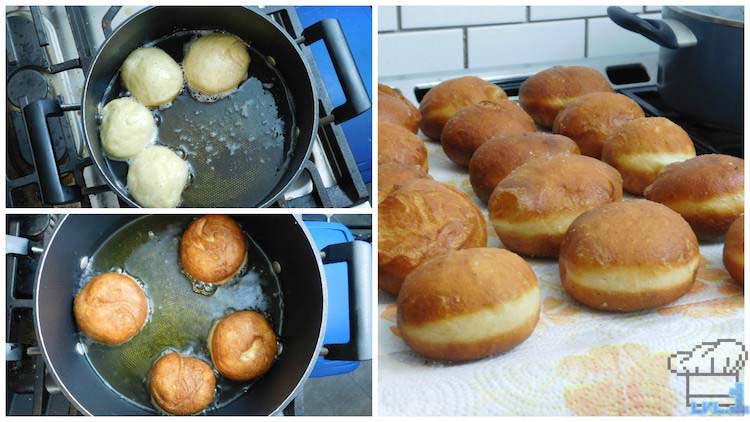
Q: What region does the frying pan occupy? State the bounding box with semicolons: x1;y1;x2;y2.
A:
22;6;371;207
6;214;372;415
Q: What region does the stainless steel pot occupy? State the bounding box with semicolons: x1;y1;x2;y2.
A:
608;6;744;131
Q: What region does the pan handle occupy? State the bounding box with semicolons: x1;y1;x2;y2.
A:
301;19;371;125
321;240;372;361
22;99;82;205
607;6;697;49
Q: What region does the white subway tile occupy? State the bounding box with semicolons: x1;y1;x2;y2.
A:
645;6;663;12
379;6;398;32
379;29;464;77
530;6;641;21
401;6;525;29
587;14;661;57
467;20;585;69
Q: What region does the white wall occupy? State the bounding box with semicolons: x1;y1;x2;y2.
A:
379;6;663;77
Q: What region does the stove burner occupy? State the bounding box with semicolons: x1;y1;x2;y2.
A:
8;69;48;107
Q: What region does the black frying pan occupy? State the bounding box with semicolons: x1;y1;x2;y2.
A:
23;6;371;207
6;214;371;415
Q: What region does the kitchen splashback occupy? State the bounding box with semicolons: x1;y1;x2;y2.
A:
379;6;663;77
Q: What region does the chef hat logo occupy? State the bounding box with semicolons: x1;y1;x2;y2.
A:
668;339;747;375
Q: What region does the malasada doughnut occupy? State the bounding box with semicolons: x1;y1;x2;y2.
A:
208;310;277;381
559;200;700;312
552;92;644;158
121;47;183;107
723;216;744;286
419;76;507;141
644;154;744;240
519;66;613;127
397;248;540;362
378;122;428;171
489;155;622;257
149;352;216;415
377;163;432;204
602;117;695;195
379;178;487;295
379;83;421;133
440;100;536;167
74;272;149;345
469;132;580;203
181;215;247;285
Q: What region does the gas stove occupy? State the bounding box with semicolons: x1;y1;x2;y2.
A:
6;6;370;208
382;53;743;158
5;214;370;415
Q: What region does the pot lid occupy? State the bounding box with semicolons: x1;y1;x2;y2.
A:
671;6;744;28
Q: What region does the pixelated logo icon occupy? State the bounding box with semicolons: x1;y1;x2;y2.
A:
668;339;748;413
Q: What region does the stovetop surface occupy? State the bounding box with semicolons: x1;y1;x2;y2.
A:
6;6;370;208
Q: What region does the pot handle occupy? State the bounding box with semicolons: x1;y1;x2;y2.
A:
607;6;697;49
6;234;30;255
22;99;82;205
321;240;372;361
301;19;371;124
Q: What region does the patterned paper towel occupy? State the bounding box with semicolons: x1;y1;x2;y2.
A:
378;136;745;416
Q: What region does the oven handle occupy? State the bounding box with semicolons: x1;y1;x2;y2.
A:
320;240;372;361
300;19;371;125
22;99;82;205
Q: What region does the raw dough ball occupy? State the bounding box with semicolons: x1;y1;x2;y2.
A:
184;33;251;95
100;97;156;160
127;146;189;208
121;47;183;107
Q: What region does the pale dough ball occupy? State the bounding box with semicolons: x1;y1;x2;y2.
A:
127;146;189;208
183;33;250;95
121;47;183;107
100;97;156;160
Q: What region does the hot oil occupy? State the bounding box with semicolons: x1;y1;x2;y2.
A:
79;215;284;413
98;30;297;207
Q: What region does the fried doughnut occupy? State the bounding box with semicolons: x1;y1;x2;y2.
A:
440;100;536;167
489;155;622;257
378;122;428;171
121;47;183;107
398;248;540;362
379;178;487;295
181;215;247;285
73;272;149;344
552;92;644;158
519;66;613;127
208;310;277;381
379;83;421;133
469;132;580;203
559;199;700;312
149;352;216;415
602;117;695;195
419;76;507;140
377;163;432;204
183;33;250;95
644;154;744;240
723;216;744;286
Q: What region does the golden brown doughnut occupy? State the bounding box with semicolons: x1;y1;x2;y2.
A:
378;122;428;171
181;215;247;285
74;272;149;345
440;100;537;167
377;163;432;204
379;178;487;295
208;310;277;381
602;117;695;195
723;216;744;286
469;132;580;203
489;155;622;257
519;66;613;128
559;199;700;312
397;248;540;362
419;76;507;141
644;154;744;240
379;83;421;133
552;92;644;158
149;352;216;415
